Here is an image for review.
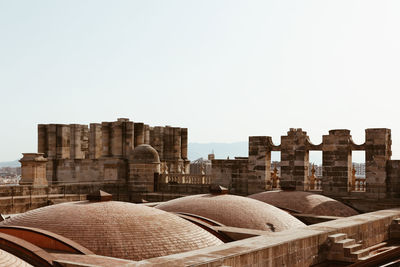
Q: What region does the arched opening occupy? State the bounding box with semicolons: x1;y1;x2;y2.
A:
308;151;322;191
351;151;366;192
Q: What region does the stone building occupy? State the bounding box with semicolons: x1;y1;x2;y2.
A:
28;118;189;186
211;128;400;201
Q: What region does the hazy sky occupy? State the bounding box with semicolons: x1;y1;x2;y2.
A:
1;1;400;161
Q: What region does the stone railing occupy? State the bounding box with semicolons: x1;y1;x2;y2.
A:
159;174;213;185
309;177;323;191
352;178;366;192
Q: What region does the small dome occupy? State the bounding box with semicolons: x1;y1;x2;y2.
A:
156;194;305;232
0;201;223;261
248;191;358;217
130;144;160;164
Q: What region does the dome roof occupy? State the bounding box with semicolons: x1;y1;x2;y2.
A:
248;191;358;217
0;201;223;261
0;249;32;267
130;144;160;164
156;194;305;232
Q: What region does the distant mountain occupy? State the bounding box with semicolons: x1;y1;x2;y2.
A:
0;160;20;168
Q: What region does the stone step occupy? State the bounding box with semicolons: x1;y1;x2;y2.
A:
329;233;348;243
350;248;370;259
344;243;363;255
336;238;356;247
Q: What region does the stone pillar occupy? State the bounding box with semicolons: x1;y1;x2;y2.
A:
47;124;57;158
56;125;70;159
111;121;123;157
89;123;102;159
150;126;164;160
181;128;188;160
365;128;392;198
101;122;112;157
322;129;352;196
134;123;145;147
172;127;182;160
38;124;47;157
163;126;173;160
19;153;48;185
144;124;150;144
70;124;88;159
280;128;309;190
248;136;272;193
123;120;134;157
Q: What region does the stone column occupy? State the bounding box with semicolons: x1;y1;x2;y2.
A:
322;129;352;196
365;128;392;198
56;125;70;159
134;123;145;147
19;153;48;185
150;127;164;160
38;124;47;157
46;124;57;159
101;122;112;157
89;123;102;159
172;127;182;160
181;128;188;160
248;136;272;193
144;124;150;144
70;124;88;159
163;126;173;160
111;121;123;157
280;128;309;190
123;120;134;157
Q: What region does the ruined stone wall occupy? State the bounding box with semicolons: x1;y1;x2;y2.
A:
35;118;188;183
209;128;397;199
211;159;250;195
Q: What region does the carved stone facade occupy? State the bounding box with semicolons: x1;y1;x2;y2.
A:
32;118;188;186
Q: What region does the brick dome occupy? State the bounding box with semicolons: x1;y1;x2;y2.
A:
129;144;160;164
0;201;223;261
248;191;358;217
156;194;305;232
0;249;32;267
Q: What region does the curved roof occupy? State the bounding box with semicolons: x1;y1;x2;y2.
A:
248;191;358;217
0;201;223;261
129;144;160;164
0;249;32;267
156;194;305;232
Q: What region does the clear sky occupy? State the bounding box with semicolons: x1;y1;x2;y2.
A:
1;0;400;162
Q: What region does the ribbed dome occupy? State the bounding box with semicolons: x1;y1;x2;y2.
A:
156;194;305;232
0;201;223;261
0;249;32;267
129;144;160;164
248;191;358;217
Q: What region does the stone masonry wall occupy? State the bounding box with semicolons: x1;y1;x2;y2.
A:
35;118;188;183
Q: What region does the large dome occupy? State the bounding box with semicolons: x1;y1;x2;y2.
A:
0;249;31;267
0;201;223;261
248;191;358;217
156;194;305;232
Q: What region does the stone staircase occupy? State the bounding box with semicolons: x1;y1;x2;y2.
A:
327;233;369;263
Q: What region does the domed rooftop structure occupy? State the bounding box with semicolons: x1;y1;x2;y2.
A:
248;191;358;217
0;201;223;261
156;194;306;232
129;144;160;164
0;249;32;267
